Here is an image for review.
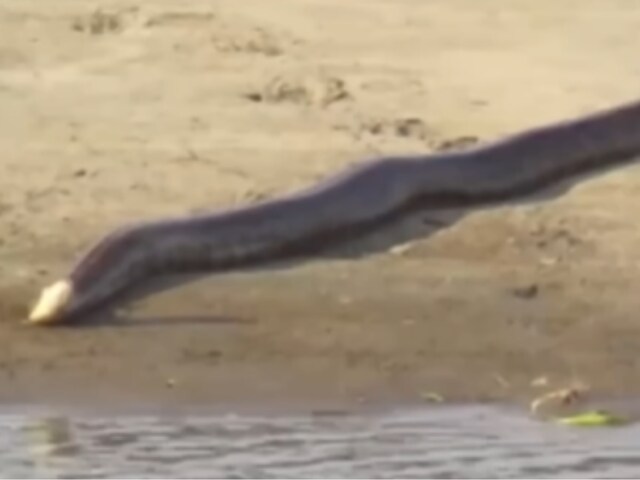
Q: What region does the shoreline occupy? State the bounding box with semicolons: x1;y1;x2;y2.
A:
2;0;640;414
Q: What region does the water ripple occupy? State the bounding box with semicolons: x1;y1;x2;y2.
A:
1;405;639;478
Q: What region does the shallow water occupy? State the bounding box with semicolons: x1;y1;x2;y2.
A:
3;405;640;478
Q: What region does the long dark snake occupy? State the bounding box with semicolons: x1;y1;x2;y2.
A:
28;98;640;325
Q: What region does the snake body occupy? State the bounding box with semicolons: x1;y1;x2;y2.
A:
28;98;640;324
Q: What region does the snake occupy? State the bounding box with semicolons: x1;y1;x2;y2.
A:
27;98;640;325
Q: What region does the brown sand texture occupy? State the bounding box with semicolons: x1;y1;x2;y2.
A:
1;0;640;411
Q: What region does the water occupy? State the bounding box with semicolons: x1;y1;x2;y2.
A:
2;405;640;478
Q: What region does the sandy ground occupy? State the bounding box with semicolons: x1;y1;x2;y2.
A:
2;0;640;412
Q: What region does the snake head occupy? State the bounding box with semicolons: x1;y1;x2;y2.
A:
26;280;74;325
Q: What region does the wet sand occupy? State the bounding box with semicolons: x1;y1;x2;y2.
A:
2;0;640;411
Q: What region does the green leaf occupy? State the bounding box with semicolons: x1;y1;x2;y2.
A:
556;410;625;427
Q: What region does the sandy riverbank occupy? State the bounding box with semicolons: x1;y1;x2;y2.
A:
1;0;640;411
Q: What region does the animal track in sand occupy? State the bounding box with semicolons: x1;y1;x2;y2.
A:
245;74;351;107
142;9;295;58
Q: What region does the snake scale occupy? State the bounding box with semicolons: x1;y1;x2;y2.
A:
27;98;640;325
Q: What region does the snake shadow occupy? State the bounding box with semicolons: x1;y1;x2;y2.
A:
65;148;640;328
63;312;256;329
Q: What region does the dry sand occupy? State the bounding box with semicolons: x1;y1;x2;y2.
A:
2;0;640;411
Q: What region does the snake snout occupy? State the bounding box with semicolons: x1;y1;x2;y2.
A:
26;280;74;325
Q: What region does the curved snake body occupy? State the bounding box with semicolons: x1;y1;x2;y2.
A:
28;99;640;324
